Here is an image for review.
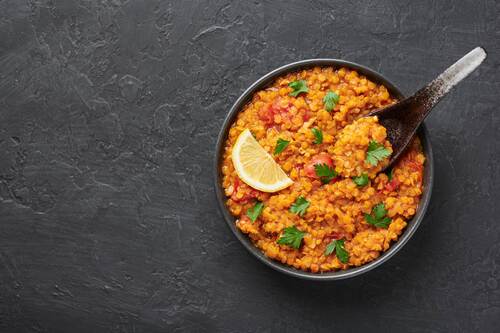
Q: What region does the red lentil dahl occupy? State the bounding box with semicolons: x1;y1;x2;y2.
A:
221;66;425;273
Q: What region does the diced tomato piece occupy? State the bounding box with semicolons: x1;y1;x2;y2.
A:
233;177;240;192
304;153;334;179
258;107;274;126
408;161;423;172
304;165;316;178
230;178;241;202
231;177;259;203
231;189;258;204
385;177;400;192
258;99;292;127
302;108;311;121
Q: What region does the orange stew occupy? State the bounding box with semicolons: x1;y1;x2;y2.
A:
221;67;425;272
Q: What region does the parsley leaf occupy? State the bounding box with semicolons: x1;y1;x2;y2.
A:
365;140;391;166
334;240;349;263
387;168;394;181
353;173;369;187
323;91;340;112
364;203;392;228
315;163;337;184
277;226;305;249
290;196;310;217
325;241;336;256
311;128;323;144
274;138;290;155
373;203;386;219
288;80;308;97
246;201;264;223
325;239;349;263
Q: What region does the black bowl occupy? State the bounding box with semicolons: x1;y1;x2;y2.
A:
214;59;433;280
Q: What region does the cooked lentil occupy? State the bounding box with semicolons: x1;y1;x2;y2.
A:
221;66;425;272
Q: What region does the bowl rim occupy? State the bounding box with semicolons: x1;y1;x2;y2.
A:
213;58;434;281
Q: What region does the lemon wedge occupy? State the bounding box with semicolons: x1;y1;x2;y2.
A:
231;129;293;193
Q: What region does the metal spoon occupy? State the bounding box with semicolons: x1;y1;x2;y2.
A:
368;46;487;167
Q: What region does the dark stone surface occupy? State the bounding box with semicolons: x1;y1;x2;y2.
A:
0;0;499;332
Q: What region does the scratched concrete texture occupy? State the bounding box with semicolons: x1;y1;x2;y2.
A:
0;0;499;332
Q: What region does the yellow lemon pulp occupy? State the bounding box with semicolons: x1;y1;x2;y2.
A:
231;129;293;193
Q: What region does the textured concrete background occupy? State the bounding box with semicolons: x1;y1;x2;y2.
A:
0;0;499;332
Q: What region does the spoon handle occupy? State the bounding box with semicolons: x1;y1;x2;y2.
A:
416;46;487;113
369;47;487;167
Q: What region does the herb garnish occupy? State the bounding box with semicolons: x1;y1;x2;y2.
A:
277;226;305;249
246;201;264;223
288;80;308;97
290;196;310;216
387;168;394;181
365;140;391;166
315;163;338;184
311;128;323;144
353;173;369;187
274;138;290;155
325;239;349;263
364;203;392;228
323;91;340;112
